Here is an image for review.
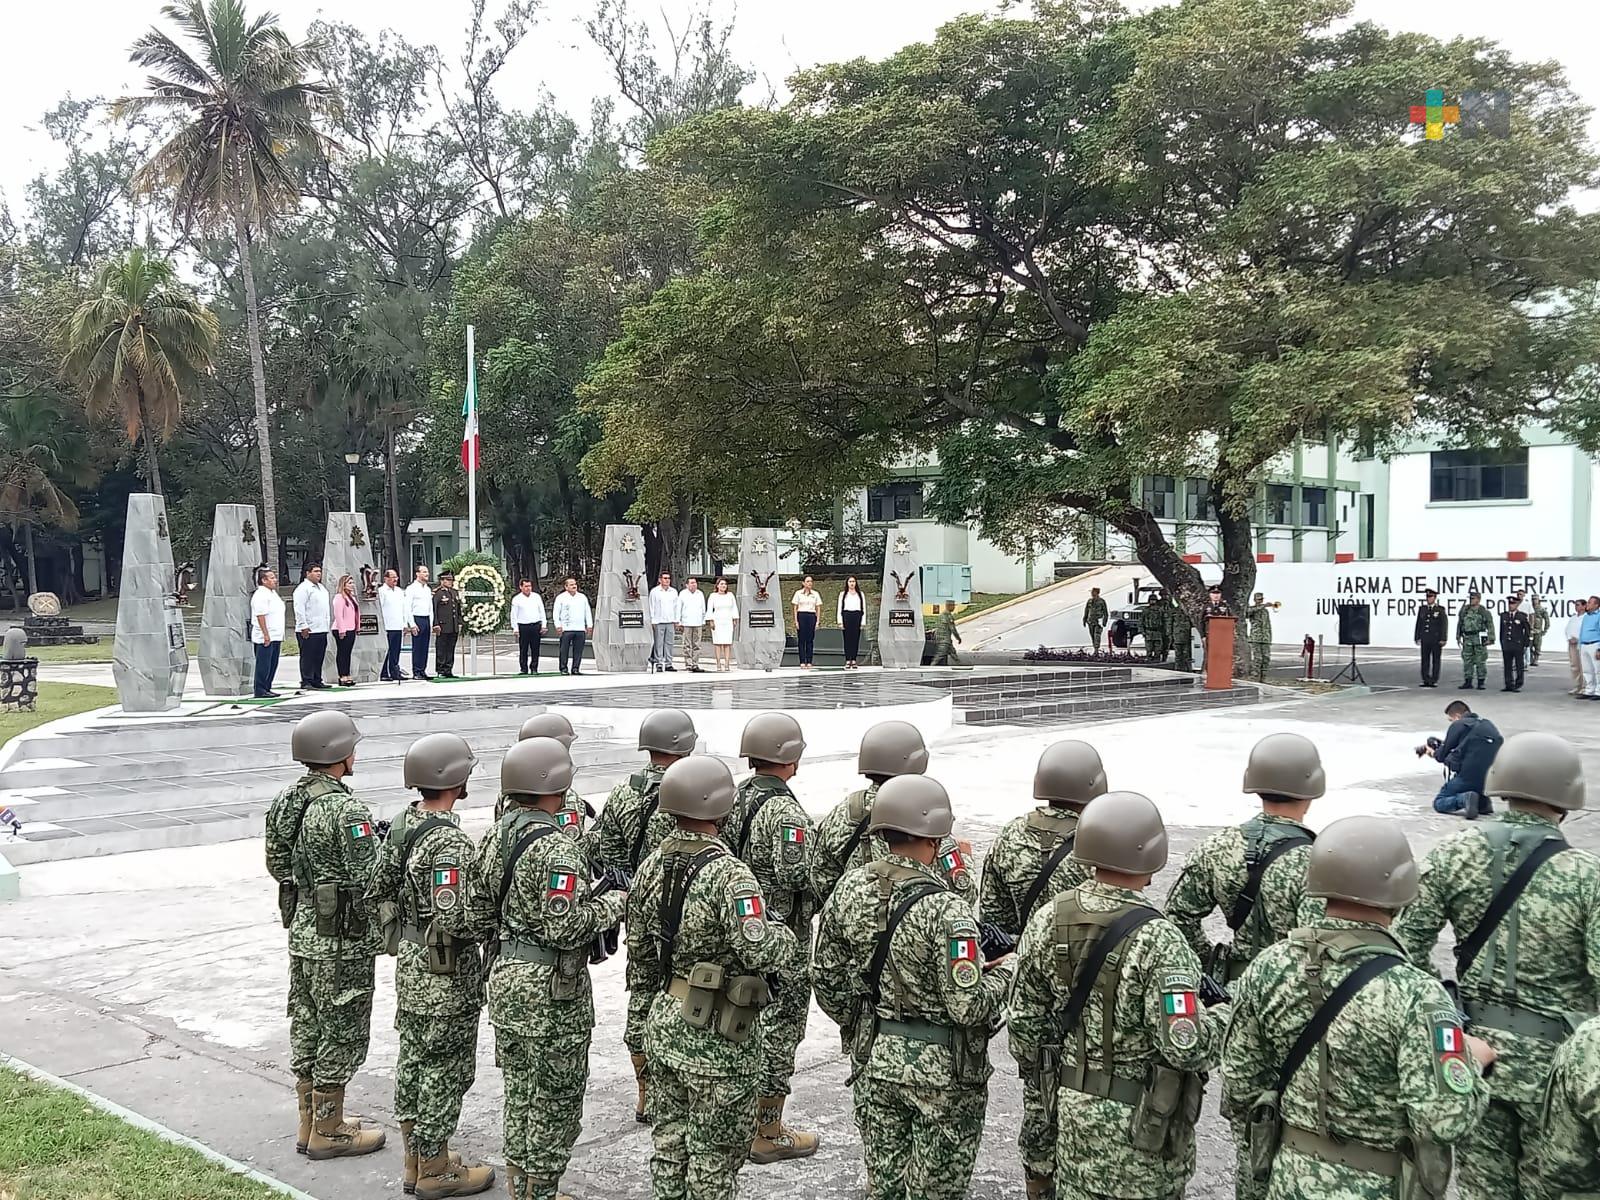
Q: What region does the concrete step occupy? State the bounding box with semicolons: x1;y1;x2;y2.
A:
958;684;1258;726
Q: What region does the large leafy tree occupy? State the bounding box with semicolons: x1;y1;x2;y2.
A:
0;393;93;596
117;0;335;571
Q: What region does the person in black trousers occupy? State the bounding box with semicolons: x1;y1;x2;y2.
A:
837;575;866;669
1413;589;1448;687
1500;594;1532;692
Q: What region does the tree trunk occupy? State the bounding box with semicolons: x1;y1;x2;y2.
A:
1216;504;1258;677
22;521;37;596
663;493;693;581
136;388;164;496
384;420;403;571
231;196;280;577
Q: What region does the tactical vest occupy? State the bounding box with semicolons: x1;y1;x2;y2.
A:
657;835;770;1042
291;776;375;942
275;773;347;927
1221;817;1315;977
732;777;805;928
491;805;587;994
1014;807;1079;929
625;769;665;870
374;807;457;960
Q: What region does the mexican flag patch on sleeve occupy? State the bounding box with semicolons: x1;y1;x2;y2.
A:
347;821;372;841
1163;990;1198;1017
434;867;459;888
948;936;977;963
1435;1023;1463;1055
782;826;805;844
940;847;965;874
736;895;764;919
558;809;580;828
547;870;577;896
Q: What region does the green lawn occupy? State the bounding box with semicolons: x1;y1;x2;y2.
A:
30;638;298;665
0;1067;284;1200
0;683;118;746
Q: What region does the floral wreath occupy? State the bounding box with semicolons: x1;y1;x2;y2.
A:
456;563;507;635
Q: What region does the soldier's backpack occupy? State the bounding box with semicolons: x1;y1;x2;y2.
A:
1015;808;1080;930
625;769;664;870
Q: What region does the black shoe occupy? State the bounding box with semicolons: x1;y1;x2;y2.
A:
572;669;583;676
666;665;676;672
1463;803;1478;820
1501;686;1515;691
1477;680;1486;689
1459;682;1473;689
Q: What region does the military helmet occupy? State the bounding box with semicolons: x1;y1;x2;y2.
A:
1072;791;1168;874
1242;732;1326;801
638;708;698;756
1486;731;1586;811
291;709;362;766
518;712;577;747
1305;816;1418;908
740;712;806;764
403;732;477;790
501;736;574;797
1033;740;1108;806
857;720;929;778
659;756;736;821
867;775;954;838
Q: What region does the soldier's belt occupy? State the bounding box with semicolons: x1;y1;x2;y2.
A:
876;1017;954;1047
1466;998;1571;1042
499;937;563;966
1281;1125;1401;1178
1061;1062;1145;1107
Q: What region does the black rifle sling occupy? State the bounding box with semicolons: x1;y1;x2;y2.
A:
628;778;662;871
1455;838;1569;978
863;883;946;1002
734;786;782;858
1060;907;1161;1036
1017;835;1077;928
839;813;874;876
497;825;564;916
1227;832;1314;932
1274;954;1403;1096
396;814;453;912
657;845;725;990
287;777;344;885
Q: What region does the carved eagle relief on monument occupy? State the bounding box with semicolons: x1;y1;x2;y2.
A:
241;518;256;545
751;570;775;601
622;569;644;602
890;571;912;602
157;512;169;540
350;524;366;548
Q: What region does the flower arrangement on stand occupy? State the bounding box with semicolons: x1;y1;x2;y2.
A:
456;562;507;636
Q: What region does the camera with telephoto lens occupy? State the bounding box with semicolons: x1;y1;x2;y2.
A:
1414;735;1443;758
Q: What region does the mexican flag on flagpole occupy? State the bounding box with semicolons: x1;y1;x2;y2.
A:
461;365;479;471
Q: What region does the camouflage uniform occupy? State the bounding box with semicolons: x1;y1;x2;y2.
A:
495;786;590;848
264;771;382;1102
1244;604;1273;681
932;612;962;666
1084;596;1109;652
1540;1014;1600;1196
1394;810;1600;1200
809;780;976;906
1140;600;1169;662
625;830;798;1200
1166;601;1194;673
1530;596;1550;667
1221;917;1491;1199
813;855;1015;1199
477;803;628;1200
368;805;492;1163
1457;603;1496;686
1008;880;1228;1199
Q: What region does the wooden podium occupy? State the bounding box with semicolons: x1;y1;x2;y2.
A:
1204;615;1236;690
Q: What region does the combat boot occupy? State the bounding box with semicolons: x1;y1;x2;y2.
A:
1025;1170;1056;1199
629;1052;651;1124
401;1121;418;1193
415;1145;495;1199
306;1085;386;1159
295;1079;313;1154
749;1094;819;1163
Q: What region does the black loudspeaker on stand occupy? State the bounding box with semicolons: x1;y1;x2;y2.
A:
1331;602;1370;684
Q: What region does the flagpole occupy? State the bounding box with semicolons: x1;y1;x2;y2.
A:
467;323;478;552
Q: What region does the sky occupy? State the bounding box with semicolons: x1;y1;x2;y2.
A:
3;0;1599;222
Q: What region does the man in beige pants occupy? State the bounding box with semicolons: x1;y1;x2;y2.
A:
1568;598;1589;695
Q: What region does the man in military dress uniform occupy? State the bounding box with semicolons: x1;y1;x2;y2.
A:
477;736;629;1200
1394;731;1600;1200
263;710;386;1160
495;714;592;846
1244;593;1275;682
625;756;798;1200
1083;587;1108;653
1140;592;1169;662
1500;594;1533;692
976;741;1107;1199
367;733;495;1197
724;712;819;1162
1415;588;1449;688
813;775;1016;1200
433;569;462;678
1222;816;1494;1199
1541;1013;1600;1197
1456;590;1495;690
1008;792;1229;1200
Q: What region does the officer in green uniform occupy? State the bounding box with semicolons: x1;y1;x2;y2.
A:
477;736;628;1200
1244;594;1275;681
1456;591;1495;690
977;741;1108;1199
1541;1013;1600;1197
625;756;798;1200
1140;593;1169;662
1009;791;1229;1200
1222;815;1494;1199
1167;597;1194;673
263;710;386;1160
433;570;462;678
494;714;591;849
1394;731;1600;1200
932;601;962;666
368;733;495;1198
813;775;1016;1200
1083;587;1109;653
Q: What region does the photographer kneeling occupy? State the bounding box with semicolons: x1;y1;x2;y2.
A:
1420;700;1502;817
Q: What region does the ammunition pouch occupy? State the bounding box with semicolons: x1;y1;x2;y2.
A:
1398;1136;1452;1200
669;964;771;1043
850;1002;875;1074
312;883;366;938
1128;1064;1203;1157
499;937;587;1000
424;925;458;976
379;900;402;956
277;881;298;929
1247;1090;1284;1182
1034;1045;1062;1121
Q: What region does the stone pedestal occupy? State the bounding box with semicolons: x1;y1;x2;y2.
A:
198;504;259;697
594;524;651;672
735;528;785;671
0;658;39;711
113;493;188;711
878;526;925;669
322;513;386;684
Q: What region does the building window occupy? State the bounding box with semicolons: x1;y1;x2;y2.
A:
1430;448;1529;502
867;482;924;523
1301;486;1328;528
1142;475;1177;520
1263;484;1293;526
1184;478;1212;521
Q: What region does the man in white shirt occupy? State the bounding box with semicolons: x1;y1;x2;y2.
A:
292;562;331;691
405;565;435;681
377;568;408;682
648;570;679;673
1566;596;1588;696
552;576;594;676
511;579;547;675
249;568;286;698
677;576;706;673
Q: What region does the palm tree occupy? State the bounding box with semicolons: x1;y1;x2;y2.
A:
116;0;334;569
0;392;93;597
62;248;218;496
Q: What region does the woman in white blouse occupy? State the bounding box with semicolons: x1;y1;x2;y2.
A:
791;574;823;669
837;575;866;669
706;576;740;672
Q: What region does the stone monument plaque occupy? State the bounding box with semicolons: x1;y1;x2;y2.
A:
736;528;784;671
594;524;651;672
113;493;188;711
877;526;925;669
322;512;385;684
197;503;258;696
27;592;61;617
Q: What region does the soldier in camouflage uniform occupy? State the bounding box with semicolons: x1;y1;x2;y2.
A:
932;602;962;666
723;712;819;1161
625;756;798;1200
1529;593;1550;667
977;741;1107;1199
1166;598;1194;673
1394;731;1600;1200
1222;815;1495;1199
1008;791;1228;1200
814;775;1016;1200
1083;587;1109;652
1244;593;1274;681
590;708;698;1123
477;736;628;1200
1456;590;1495;690
1140;593;1169;662
263;710;386;1161
1540;1013;1600;1196
810;720;976;907
493;715;593;851
368;734;495;1197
